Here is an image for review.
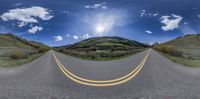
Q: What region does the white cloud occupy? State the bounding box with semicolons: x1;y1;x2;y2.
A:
66;34;70;37
18;22;27;27
198;14;200;18
73;35;79;40
140;10;146;17
0;6;53;27
81;33;92;39
140;10;158;17
160;14;183;31
153;13;158;17
28;26;43;34
145;30;153;34
66;34;92;40
84;2;107;9
54;35;63;41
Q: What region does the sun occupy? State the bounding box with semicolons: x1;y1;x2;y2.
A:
95;25;105;33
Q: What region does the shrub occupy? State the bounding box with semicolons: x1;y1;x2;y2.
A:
10;50;28;59
58;48;65;53
154;45;183;57
38;47;49;53
88;47;96;51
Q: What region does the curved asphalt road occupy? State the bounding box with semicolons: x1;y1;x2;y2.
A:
0;49;200;99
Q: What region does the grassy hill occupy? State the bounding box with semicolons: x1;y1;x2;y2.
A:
154;34;200;67
0;33;50;67
56;36;148;60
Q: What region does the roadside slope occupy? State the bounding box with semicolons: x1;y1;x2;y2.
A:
0;33;50;67
154;34;200;67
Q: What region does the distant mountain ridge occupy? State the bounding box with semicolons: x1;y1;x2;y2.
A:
56;36;148;60
65;36;148;50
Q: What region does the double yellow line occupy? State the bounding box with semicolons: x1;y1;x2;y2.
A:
52;50;150;87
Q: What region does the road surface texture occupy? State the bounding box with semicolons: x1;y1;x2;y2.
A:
0;49;200;99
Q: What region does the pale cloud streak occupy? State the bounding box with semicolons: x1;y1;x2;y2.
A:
145;30;153;34
84;2;107;9
180;25;197;35
73;35;79;40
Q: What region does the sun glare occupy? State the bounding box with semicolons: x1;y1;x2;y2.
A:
96;25;105;33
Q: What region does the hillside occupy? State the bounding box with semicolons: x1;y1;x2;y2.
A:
57;36;148;60
67;36;147;50
0;33;49;67
155;34;200;67
163;34;200;59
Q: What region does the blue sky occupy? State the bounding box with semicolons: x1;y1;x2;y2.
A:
0;0;200;46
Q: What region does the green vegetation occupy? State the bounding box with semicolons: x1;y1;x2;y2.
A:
0;53;44;67
160;53;200;67
10;50;28;59
56;36;148;61
59;49;144;61
154;34;200;67
154;45;183;57
0;33;49;67
38;46;50;53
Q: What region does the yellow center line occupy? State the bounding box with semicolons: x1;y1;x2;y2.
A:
52;50;150;86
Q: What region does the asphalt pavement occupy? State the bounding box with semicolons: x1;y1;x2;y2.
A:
0;49;200;99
